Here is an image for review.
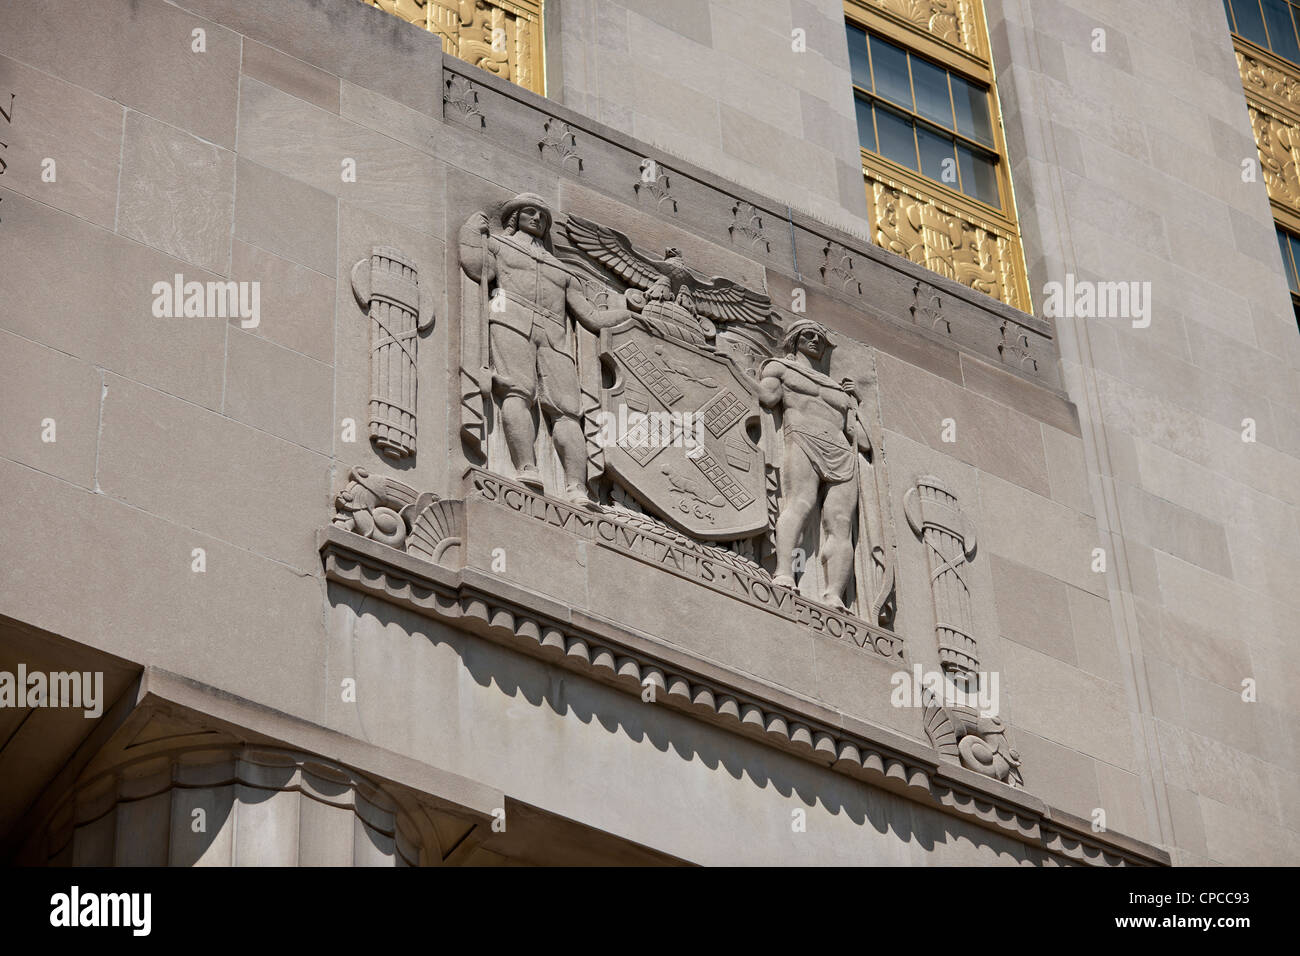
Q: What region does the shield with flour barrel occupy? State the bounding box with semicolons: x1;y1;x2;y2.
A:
599;308;766;541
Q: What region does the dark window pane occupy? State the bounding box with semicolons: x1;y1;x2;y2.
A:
918;126;957;185
846;22;871;89
1279;229;1298;291
870;35;912;109
1231;0;1271;47
911;55;953;128
952;74;995;147
1262;0;1300;61
1224;0;1235;28
875;104;918;170
1288;232;1300;290
958;146;1000;207
854;94;876;152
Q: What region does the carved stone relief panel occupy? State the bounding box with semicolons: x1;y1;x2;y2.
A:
350;246;436;460
729;201;772;255
905;473;1023;788
444;73;485;129
444;192;898;629
910;279;948;334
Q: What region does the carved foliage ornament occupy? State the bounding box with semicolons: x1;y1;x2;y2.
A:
729;200;772;254
444;73;485;128
1249;104;1300;209
858;0;982;56
1237;48;1300;115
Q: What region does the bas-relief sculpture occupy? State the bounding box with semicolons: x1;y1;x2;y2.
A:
451;191;896;624
328;178;1033;780
907;474;1023;788
458;194;633;505
350;246;436;460
759;321;894;620
1237;44;1300;227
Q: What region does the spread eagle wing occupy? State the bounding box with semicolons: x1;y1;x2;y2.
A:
562;215;667;291
687;275;774;325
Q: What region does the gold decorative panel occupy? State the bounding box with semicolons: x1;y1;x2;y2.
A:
363;0;544;95
847;0;1026;309
1237;42;1300;233
868;164;1026;311
856;0;984;60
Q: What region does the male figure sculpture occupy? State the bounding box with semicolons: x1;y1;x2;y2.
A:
758;319;872;610
459;194;631;504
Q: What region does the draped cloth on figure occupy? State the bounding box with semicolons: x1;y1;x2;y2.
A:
763;357;859;484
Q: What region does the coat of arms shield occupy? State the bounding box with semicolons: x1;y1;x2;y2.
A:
599;315;766;541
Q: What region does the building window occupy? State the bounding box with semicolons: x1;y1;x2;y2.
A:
845;0;1029;312
1224;0;1300;64
1276;225;1300;328
362;0;545;95
1228;3;1300;331
848;25;1000;208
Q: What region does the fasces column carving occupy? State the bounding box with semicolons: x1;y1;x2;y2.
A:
905;474;1023;788
905;475;977;679
351;246;436;461
28;747;430;866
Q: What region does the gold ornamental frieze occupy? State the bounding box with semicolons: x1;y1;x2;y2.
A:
851;0;984;60
1234;38;1300;233
363;0;544;94
867;164;1026;311
1238;46;1300;117
1249;104;1300;211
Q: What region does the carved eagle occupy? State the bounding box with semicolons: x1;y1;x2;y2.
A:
563;215;773;326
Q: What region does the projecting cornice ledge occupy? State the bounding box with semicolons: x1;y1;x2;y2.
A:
319;527;1169;867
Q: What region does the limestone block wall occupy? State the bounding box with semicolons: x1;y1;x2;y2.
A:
0;0;1283;865
986;0;1300;865
546;0;870;234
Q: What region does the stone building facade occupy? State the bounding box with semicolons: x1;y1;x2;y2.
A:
0;0;1295;866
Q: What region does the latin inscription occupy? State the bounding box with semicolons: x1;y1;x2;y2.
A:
470;469;903;661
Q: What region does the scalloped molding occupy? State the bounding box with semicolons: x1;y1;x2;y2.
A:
319;527;1169;867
